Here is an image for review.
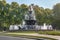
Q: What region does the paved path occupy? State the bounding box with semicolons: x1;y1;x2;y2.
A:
1;32;60;40
0;36;35;40
22;33;60;40
7;33;60;40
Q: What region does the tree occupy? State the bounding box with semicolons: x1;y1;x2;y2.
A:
53;3;60;20
0;0;57;30
20;4;28;20
11;2;19;9
34;5;45;25
0;0;8;30
34;5;53;25
53;3;60;29
44;8;53;24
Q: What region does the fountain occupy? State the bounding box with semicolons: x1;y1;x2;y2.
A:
22;4;37;30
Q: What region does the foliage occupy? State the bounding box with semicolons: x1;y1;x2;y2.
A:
53;3;60;29
0;0;60;30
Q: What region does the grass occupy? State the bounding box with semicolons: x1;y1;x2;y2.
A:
0;30;60;36
9;30;36;33
0;30;60;40
5;33;57;40
7;35;57;40
8;30;60;36
38;30;60;36
0;31;57;40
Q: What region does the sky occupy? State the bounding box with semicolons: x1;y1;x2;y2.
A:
6;0;60;9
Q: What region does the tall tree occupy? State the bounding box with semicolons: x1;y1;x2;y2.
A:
53;3;60;29
53;3;60;20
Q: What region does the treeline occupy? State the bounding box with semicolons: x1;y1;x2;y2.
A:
0;0;60;30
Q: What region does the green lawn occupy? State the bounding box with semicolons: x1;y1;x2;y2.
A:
0;30;60;40
38;30;60;36
0;30;60;36
8;30;60;36
0;31;57;40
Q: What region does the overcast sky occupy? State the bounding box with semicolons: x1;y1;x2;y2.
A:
6;0;60;9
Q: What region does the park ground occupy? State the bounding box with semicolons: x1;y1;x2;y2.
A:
0;30;60;40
